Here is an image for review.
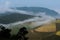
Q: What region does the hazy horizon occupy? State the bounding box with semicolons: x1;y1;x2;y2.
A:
0;0;60;13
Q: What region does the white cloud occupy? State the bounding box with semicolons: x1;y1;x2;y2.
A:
0;1;11;13
53;9;60;14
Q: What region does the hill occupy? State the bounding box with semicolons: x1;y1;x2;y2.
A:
16;7;59;17
0;12;34;24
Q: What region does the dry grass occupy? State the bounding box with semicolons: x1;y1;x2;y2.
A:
34;22;56;32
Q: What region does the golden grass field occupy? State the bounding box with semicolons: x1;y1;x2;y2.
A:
27;19;60;40
34;22;56;32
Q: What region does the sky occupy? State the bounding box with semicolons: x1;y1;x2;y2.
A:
0;0;60;13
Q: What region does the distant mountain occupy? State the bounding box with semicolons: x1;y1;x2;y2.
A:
16;7;59;17
0;7;59;24
0;12;34;24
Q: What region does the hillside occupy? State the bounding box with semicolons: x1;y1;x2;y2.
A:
15;7;59;17
0;12;34;24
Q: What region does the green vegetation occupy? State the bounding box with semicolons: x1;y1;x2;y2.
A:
0;13;34;24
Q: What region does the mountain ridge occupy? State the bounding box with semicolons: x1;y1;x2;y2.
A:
15;7;59;17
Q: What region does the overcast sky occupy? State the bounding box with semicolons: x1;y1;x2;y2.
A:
0;0;60;13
